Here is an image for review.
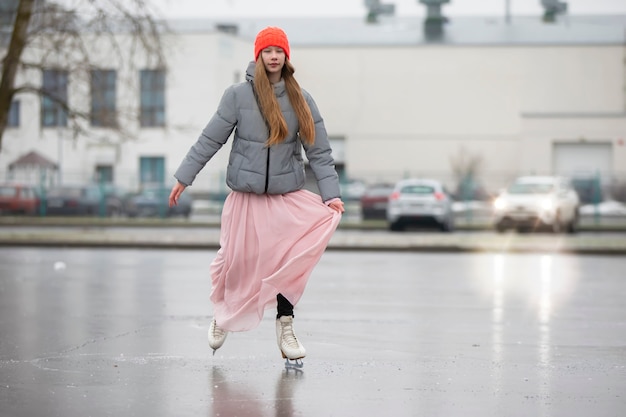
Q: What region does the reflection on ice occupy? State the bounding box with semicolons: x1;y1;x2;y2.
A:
209;365;303;417
486;253;580;412
491;254;504;399
539;255;553;417
539;255;552;326
492;254;505;328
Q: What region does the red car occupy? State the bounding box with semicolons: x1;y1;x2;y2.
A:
0;183;40;215
360;183;395;220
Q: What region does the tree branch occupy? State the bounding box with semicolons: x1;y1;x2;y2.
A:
0;0;36;152
0;0;169;153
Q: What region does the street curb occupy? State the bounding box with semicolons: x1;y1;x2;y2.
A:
2;236;625;255
0;216;626;232
3;215;626;255
1;217;626;232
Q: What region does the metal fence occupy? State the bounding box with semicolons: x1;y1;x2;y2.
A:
342;169;626;204
2;168;626;219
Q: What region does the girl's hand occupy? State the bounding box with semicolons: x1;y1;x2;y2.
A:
169;182;186;207
328;199;345;213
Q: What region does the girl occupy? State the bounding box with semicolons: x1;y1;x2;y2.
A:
169;27;344;365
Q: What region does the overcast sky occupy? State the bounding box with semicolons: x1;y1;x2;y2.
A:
151;0;626;19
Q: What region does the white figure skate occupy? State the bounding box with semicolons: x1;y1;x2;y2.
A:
208;318;228;355
276;315;305;369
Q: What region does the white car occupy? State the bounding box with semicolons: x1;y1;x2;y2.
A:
387;178;454;232
493;176;580;233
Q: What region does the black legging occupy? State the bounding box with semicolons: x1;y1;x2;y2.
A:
276;293;294;318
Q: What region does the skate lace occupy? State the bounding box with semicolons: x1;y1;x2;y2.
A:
281;322;299;348
211;320;226;339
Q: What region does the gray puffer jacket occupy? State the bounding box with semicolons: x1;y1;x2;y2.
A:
174;62;340;203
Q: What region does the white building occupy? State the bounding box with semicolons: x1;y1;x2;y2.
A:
1;14;625;200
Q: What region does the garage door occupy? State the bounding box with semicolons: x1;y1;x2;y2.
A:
553;142;612;179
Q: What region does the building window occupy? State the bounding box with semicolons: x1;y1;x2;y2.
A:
7;100;19;127
91;70;117;127
95;165;114;183
42;69;68;127
0;0;18;27
139;156;165;184
140;69;165;127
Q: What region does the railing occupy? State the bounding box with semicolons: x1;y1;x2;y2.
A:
2;170;626;222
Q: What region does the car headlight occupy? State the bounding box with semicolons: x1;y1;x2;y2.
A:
494;197;507;211
540;199;555;212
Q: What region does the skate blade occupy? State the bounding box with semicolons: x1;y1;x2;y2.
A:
284;358;304;370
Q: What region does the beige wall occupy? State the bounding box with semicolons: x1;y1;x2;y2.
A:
520;46;625;114
293;44;625;190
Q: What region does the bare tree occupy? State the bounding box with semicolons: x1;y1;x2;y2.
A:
0;0;167;152
449;146;485;201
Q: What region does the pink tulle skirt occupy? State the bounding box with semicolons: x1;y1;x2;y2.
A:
209;189;341;332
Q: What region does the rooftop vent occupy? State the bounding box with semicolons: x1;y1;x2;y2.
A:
541;0;568;23
216;23;238;35
364;0;395;24
419;0;450;41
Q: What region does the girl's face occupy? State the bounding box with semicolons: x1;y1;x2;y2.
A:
261;46;286;81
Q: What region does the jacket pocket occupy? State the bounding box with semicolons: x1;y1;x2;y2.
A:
293;137;303;161
293;157;305;189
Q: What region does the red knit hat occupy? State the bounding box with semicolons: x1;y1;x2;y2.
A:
254;26;290;60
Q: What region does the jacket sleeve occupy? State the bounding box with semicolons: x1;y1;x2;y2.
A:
174;86;237;186
302;91;341;202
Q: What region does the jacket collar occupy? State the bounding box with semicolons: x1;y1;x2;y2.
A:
245;61;286;96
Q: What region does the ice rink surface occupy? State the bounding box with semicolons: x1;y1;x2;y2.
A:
0;248;624;417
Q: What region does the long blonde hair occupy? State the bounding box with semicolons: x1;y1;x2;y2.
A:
254;58;315;147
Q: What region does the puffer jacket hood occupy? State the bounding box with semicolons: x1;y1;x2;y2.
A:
244;61;255;82
174;61;340;203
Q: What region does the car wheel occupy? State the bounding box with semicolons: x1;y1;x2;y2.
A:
495;223;507;233
440;218;454;233
389;221;404;232
567;212;579;234
551;212;562;234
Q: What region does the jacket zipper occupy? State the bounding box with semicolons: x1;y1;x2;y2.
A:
250;80;271;194
265;147;270;193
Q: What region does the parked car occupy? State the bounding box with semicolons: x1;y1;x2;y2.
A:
124;184;192;218
387;178;455;232
0;183;40;215
340;179;367;201
44;184;126;216
360;183;395;220
493;176;580;233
